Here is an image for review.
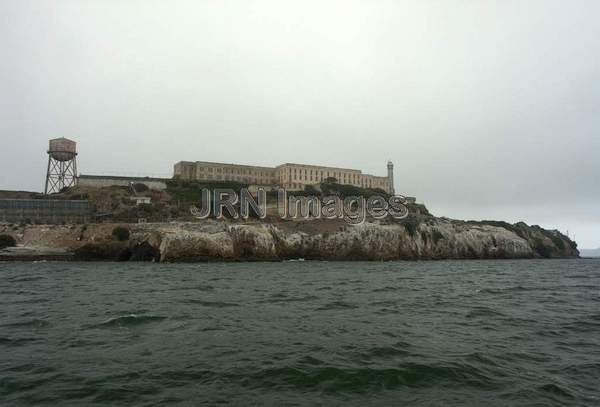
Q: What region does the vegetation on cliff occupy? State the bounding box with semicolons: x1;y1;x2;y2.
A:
0;234;17;250
112;226;130;241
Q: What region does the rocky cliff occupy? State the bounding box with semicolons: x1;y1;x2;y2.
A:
135;218;577;262
1;217;577;261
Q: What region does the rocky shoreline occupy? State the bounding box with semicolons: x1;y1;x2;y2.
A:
0;217;579;262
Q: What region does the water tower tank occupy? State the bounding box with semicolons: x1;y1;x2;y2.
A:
48;138;77;162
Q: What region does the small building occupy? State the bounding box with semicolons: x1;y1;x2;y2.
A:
129;196;152;205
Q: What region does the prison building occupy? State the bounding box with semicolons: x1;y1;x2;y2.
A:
173;161;395;194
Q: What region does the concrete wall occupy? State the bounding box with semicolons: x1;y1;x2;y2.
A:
77;175;168;191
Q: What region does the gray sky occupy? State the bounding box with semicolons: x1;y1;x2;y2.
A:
1;0;599;248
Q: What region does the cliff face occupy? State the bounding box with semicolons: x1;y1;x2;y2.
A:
127;218;577;262
0;217;578;262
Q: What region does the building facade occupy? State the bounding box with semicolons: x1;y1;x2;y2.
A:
173;161;395;194
77;175;168;191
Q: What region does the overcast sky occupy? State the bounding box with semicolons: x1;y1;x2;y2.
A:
1;0;599;247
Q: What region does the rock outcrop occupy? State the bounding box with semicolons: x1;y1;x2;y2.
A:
0;217;578;262
126;218;577;262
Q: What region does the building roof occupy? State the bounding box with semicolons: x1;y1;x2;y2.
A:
78;174;169;182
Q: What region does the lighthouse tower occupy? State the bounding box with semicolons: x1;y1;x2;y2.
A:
387;161;395;195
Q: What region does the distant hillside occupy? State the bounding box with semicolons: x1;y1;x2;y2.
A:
579;248;600;258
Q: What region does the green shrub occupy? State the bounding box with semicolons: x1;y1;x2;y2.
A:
533;238;552;258
319;182;390;199
539;229;566;251
0;234;17;250
432;230;444;244
401;217;420;237
112;226;130;241
304;184;320;195
132;182;149;192
166;179;248;203
550;235;565;250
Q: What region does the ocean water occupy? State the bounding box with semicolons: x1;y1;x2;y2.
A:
1;259;599;406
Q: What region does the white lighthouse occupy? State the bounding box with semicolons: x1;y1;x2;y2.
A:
387;161;395;195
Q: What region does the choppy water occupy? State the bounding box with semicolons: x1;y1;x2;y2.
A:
1;259;599;406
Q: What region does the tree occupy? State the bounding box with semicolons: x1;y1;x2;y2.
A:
112;227;130;241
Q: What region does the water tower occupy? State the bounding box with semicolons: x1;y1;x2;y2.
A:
44;138;78;194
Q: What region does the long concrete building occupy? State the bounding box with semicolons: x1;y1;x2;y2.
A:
174;160;395;194
77;175;168;190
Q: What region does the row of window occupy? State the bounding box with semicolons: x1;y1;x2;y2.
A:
197;166;274;177
284;172;386;188
200;174;275;184
181;164;388;188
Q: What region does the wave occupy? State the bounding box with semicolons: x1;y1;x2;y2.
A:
0;336;40;347
476;285;551;295
96;314;166;327
316;301;359;311
168;284;215;292
372;286;400;293
243;361;495;390
7;276;45;283
465;307;506;319
182;299;240;307
259;295;319;304
559;317;600;332
370;299;400;307
359;343;413;359
537;383;575;399
144;358;495;392
0;319;51;328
